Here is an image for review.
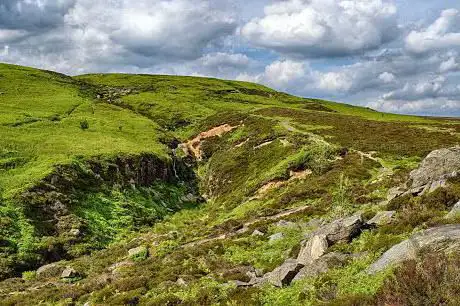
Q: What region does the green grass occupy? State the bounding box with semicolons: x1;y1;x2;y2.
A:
0;63;460;304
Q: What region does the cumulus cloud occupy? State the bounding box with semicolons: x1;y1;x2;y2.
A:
241;0;399;57
238;59;309;90
0;0;75;31
379;72;396;83
0;0;237;73
406;9;460;54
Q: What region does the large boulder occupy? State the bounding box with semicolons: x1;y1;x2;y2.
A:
446;200;460;219
297;234;328;265
298;214;363;265
366;211;396;226
368;225;460;274
409;146;460;194
294;252;351;281
259;259;304;287
316;213;363;244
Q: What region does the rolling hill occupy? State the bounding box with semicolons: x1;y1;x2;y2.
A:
1;63;460;305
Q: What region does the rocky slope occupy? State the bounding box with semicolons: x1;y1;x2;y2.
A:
0;63;460;305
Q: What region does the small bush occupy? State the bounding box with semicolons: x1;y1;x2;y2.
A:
22;270;36;281
80;119;89;130
377;252;460;306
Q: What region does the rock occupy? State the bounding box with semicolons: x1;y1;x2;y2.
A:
69;228;81;237
109;261;134;275
176;278;187;286
128;246;148;259
367;211;396;226
409;146;460;195
317;213;363;244
36;263;62;279
234;280;252;287
276;220;296;228
297;234;328;265
368;225;460;274
294;252;351;281
387;187;405;202
251;229;265;237
446;201;460;219
261;259;304;287
61;267;79;279
269;232;284;242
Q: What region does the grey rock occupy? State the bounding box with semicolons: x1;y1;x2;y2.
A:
276;220;296;228
109;261;134;274
367;211;396;226
409;146;460;194
317;213;363;244
387;187;405;202
61;267;79;279
251;229;265;237
176;278;187;286
294;252;351;281
128;246;148;259
261;259;304;287
269;232;284;242
446;201;460;219
368;225;460;274
297;234;328;265
36;263;62;279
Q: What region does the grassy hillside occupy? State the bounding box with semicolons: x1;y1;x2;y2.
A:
0;63;460;305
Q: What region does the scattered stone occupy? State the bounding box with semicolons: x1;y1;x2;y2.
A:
234;280;252;287
261;259;304;287
269;232;284;242
387;187;405;202
61;267;79;279
317;213;363;244
276;220;296;228
69;228;81;237
176;278;187;286
297;234;328;265
128;246;148;259
109;261;134;275
36;263;62;279
251;229;265;237
368;225;460;274
294;252;351;281
446;201;460;219
408;146;460;195
367;211;396;226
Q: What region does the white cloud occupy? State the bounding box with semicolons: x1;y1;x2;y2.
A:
237;59;308;90
379;72;396;83
241;0;399;57
440;56;460;73
406;9;460;54
0;29;28;43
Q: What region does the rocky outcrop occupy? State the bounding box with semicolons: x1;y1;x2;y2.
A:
446;200;460;219
408;146;460;195
258;259;304;287
293;252;351;281
249;213;364;287
368;225;460;274
366;211;396;226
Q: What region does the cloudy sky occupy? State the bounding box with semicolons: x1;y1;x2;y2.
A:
1;0;460;116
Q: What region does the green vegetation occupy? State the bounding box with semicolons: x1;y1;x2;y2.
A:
0;63;459;305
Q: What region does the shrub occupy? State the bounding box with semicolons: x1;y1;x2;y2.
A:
22;270;36;281
377;252;460;306
80;119;89;130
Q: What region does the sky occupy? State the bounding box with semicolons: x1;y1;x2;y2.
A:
1;0;460;116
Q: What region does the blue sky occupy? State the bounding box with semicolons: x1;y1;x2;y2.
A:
1;0;460;116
